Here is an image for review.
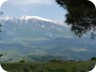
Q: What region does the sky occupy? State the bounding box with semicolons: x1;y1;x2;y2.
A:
0;0;67;22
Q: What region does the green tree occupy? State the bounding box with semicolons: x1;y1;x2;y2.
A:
0;54;3;58
49;59;62;63
56;0;96;39
0;54;3;63
91;57;96;61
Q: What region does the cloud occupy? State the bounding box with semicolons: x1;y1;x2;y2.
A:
8;0;55;5
71;48;87;52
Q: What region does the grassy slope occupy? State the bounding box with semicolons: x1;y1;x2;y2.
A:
1;61;95;72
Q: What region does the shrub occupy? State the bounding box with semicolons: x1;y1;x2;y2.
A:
49;59;62;63
19;59;25;63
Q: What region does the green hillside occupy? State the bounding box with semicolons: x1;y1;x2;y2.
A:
1;61;95;72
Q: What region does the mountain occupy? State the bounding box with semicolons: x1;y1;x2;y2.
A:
0;16;72;42
0;16;96;62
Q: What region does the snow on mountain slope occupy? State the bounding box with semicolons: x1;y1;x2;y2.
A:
1;16;64;25
0;16;72;43
19;16;58;23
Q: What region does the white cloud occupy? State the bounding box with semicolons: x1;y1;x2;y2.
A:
71;48;87;52
8;0;55;5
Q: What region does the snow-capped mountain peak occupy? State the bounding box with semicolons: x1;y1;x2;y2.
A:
0;16;65;26
1;16;55;21
20;16;55;22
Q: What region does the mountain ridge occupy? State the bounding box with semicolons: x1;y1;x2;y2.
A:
0;16;65;26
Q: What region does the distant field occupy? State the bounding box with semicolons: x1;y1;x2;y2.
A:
1;61;95;72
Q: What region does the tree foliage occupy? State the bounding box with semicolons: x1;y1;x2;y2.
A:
0;54;3;58
56;0;96;39
91;57;96;61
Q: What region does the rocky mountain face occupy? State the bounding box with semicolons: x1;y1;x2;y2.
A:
0;16;96;62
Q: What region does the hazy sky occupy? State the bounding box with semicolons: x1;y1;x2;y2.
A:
1;0;67;22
